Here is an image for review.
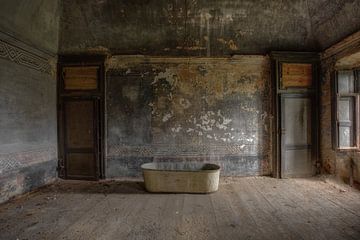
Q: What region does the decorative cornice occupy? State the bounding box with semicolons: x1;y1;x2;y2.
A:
0;31;55;75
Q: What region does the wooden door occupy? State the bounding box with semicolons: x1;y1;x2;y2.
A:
280;94;315;178
63;98;99;179
58;57;105;180
271;52;319;178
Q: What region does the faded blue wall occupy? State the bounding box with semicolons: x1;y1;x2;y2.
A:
0;0;60;203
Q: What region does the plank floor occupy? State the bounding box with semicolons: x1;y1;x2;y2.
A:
0;177;359;240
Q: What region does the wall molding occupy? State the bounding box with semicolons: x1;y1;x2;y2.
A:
0;31;55;75
107;55;268;70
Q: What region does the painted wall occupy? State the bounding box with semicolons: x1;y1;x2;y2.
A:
320;32;360;186
0;0;60;54
59;0;360;56
0;0;60;203
106;56;272;177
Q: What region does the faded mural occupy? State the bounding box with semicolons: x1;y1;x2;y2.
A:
106;56;272;177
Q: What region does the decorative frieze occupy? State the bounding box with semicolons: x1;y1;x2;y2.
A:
107;144;264;158
0;36;53;75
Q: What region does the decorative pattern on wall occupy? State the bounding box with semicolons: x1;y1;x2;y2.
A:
0;39;52;74
107;144;263;157
0;146;57;175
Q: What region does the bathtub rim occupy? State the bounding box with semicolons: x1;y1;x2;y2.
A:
140;162;221;173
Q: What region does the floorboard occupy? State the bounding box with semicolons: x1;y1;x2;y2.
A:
0;177;359;240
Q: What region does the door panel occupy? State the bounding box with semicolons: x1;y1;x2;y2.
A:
64;99;99;179
283;149;312;176
65;101;95;149
63;66;99;90
281;95;314;178
283;97;311;146
66;153;96;177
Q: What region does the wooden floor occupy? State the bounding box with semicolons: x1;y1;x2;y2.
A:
0;177;359;240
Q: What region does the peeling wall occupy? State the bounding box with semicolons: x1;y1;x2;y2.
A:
106;56;272;177
320;32;360;185
60;0;360;56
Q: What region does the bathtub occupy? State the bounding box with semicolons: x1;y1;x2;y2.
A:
141;162;220;193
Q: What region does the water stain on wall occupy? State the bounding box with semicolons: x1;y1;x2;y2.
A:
106;56;272;177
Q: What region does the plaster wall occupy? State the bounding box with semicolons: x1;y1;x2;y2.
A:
320;32;360;185
0;0;60;203
106;56;272;177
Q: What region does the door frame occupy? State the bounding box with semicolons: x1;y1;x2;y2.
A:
57;55;106;180
270;52;320;178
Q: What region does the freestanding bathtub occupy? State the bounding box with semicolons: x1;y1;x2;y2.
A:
141;162;220;193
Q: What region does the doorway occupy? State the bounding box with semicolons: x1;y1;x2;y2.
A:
57;56;105;180
271;52;319;178
280;94;315;177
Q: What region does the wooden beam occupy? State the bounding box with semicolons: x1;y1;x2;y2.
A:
321;31;360;60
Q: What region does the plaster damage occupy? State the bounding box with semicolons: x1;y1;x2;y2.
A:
60;0;360;56
106;56;271;177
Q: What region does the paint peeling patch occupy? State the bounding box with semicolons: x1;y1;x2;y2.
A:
241;105;260;113
197;65;207;76
162;111;173;122
179;98;191;109
216;110;232;130
198;111;216;131
152;68;177;86
171;126;182;133
187;128;194;133
167;109;235;143
217;38;239;51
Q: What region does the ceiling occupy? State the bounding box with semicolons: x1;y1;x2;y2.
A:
59;0;360;56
